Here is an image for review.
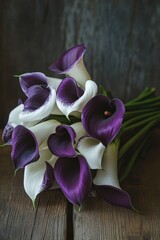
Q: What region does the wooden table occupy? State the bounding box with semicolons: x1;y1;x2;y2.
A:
0;130;160;240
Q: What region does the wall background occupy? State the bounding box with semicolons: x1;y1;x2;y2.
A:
0;0;160;127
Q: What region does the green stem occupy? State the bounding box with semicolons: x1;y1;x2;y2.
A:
119;134;151;182
121;113;160;134
122;111;160;128
126;88;156;105
119;118;160;159
124;107;160;118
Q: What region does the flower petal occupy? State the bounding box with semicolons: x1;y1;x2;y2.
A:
2;124;14;144
19;86;56;122
54;155;92;205
49;44;91;87
56;78;97;118
48;125;77;157
24;149;57;203
71;122;87;142
29;120;60;146
11;125;39;170
77;137;105;169
93;139;134;209
19;72;48;96
95;185;134;209
82;95;125;146
49;44;86;74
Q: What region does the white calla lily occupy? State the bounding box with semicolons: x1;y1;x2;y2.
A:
67;58;91;88
8;104;24;127
29;120;60;147
57;80;98;118
93;138;120;188
47;77;62;90
24;148;58;203
19;86;56;122
71;122;87;143
77;137;105;169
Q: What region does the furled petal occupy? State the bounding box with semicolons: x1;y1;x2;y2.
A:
48;125;77;157
2;124;14;144
24;149;57;203
11;125;39;170
93;139;133;209
77;137;105;169
82;95;125;146
71;122;87;142
19;72;48;96
54;155;92;205
95;185;134;209
56;78;98;118
7;104;24;124
29;120;60;147
49;44;91;87
19;86;56;121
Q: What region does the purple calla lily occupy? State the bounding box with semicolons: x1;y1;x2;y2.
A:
18;72;62;122
2;124;14;144
95;185;134;209
56;77;97;118
49;44;91;87
54;155;92;206
19;72;48;96
11;125;39;170
82;95;125;146
48;125;77;158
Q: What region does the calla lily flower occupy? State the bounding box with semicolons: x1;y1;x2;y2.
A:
11;120;59;170
93;139;134;209
18;72;61;122
49;44;91;87
82;95;125;146
24;148;57;203
54;155;92;206
56;77;98;118
48;125;77;158
48;122;87;158
77;137;105;169
2;104;24;144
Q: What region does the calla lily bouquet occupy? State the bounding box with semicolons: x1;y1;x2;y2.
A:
2;44;160;211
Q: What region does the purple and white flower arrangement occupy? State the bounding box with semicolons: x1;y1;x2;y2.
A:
2;44;160;211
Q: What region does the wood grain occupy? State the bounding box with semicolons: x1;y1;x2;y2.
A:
0;132;67;240
1;0;160;127
73;130;160;240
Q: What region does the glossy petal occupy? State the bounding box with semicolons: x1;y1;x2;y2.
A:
93;139;134;209
49;44;86;74
24;149;57;202
19;86;56;121
19;72;48;96
95;185;134;209
82;95;125;146
54;155;92;205
49;44;91;87
48;125;76;157
56;78;98;117
11;125;39;170
77;137;105;169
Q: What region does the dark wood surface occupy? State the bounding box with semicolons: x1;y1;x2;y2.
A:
1;0;160;127
0;130;160;240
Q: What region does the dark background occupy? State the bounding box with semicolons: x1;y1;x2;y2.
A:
0;0;160;128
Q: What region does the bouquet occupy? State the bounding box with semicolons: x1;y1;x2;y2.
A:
2;44;160;211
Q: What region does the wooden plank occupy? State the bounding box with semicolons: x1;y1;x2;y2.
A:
0;132;67;240
73;130;160;240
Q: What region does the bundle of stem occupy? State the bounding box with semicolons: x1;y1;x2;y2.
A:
118;88;160;182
